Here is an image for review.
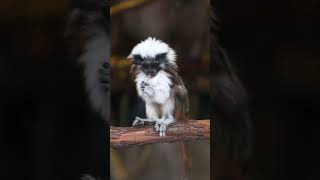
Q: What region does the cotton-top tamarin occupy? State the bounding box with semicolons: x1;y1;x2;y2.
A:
128;37;189;136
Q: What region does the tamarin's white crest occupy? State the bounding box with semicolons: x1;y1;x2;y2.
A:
128;37;189;136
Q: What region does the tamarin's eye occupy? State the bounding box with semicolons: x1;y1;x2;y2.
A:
155;53;167;61
133;55;144;64
133;55;143;61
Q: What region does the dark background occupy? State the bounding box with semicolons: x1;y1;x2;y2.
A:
0;0;107;179
215;0;320;179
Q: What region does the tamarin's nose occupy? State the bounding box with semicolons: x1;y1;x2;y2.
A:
144;61;152;67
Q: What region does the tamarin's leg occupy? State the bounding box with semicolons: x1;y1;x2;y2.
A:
157;115;175;137
132;104;161;126
132;116;159;126
156;101;175;136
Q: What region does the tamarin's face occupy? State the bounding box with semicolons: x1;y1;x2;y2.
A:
132;53;167;77
128;37;177;77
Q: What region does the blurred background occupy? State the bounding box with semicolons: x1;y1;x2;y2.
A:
110;0;210;180
0;0;107;179
215;0;320;179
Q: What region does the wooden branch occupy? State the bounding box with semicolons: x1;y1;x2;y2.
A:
110;120;210;148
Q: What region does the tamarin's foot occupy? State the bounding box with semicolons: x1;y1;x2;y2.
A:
132;116;146;126
133;117;170;137
154;121;160;132
132;116;158;126
158;122;168;137
155;118;175;137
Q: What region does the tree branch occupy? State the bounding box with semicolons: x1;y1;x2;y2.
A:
110;120;210;148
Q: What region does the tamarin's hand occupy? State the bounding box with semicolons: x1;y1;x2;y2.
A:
141;81;148;91
99;62;110;91
141;81;154;97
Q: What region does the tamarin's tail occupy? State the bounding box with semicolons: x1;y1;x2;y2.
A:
177;142;192;180
174;84;189;121
169;68;192;179
174;83;192;179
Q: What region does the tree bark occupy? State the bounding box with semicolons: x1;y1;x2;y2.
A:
110;120;210;148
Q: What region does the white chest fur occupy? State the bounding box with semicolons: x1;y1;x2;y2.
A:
135;70;172;104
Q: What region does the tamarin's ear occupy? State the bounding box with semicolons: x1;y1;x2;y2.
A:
155;53;168;62
127;54;133;59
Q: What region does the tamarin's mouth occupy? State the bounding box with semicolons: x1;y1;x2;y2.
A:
144;70;157;77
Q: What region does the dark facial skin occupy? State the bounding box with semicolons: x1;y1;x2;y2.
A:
133;53;167;77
